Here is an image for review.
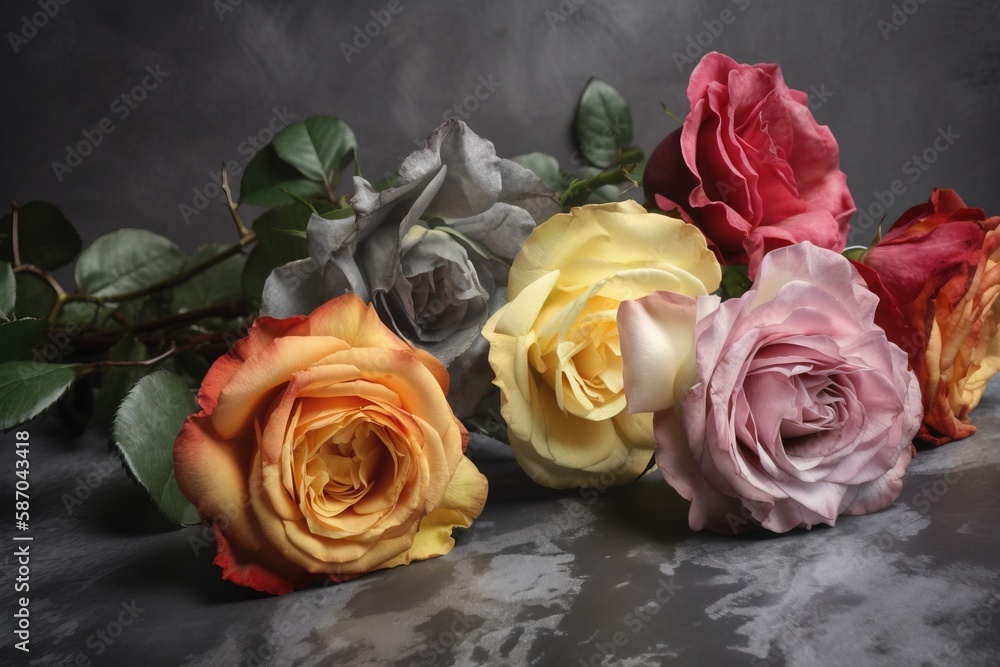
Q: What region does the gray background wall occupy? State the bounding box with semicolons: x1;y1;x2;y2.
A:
1;0;997;255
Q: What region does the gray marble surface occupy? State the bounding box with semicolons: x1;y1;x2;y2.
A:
3;383;1000;666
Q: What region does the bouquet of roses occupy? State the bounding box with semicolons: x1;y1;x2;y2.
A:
4;52;997;594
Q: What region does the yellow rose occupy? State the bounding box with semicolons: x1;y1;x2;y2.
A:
174;295;487;594
482;201;721;488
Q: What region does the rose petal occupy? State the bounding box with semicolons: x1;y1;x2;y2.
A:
377;455;488;568
618;291;699;414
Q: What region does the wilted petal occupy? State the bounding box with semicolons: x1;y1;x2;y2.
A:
350;174;434;244
366;225;491;366
320;247;370;302
306;212;359;261
261;258;324;319
403;120;502;219
449;202;539;262
274;119;560;423
497;158;562;225
359;223;401;296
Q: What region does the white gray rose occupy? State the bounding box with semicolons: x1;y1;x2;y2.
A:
261;119;560;416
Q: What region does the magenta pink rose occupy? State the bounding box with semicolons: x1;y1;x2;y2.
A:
644;52;855;277
618;243;922;534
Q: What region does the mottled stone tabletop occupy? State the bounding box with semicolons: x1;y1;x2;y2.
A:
4;382;999;667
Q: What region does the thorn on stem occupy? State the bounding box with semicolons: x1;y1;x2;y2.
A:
9;201;21;267
220;163;252;242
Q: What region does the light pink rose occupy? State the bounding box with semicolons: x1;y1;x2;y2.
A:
618;243;922;533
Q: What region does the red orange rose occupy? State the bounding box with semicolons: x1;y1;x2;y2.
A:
860;189;1000;445
174;295;487;594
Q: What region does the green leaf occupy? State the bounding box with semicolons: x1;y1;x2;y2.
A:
55;298;157;329
352;148;362;178
0;201;82;270
240;145;329;207
577;166;622;204
75;229;185;300
14;271;55;320
0;319;48;363
586;186;623;204
431;223;508;265
170;245;246;314
575;78;633;168
718;265;753;300
278;190;322;216
625;155;646;191
0;261;15;320
273;117;357;188
372;175;399;192
319;206;357;221
512;153;566;191
93;335;149;430
0;362;78;431
56;301;113;327
273;229;308;240
242;202;336;307
112;371;199;526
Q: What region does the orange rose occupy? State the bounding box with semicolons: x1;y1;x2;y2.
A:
174;295;487;594
860;189;1000;445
